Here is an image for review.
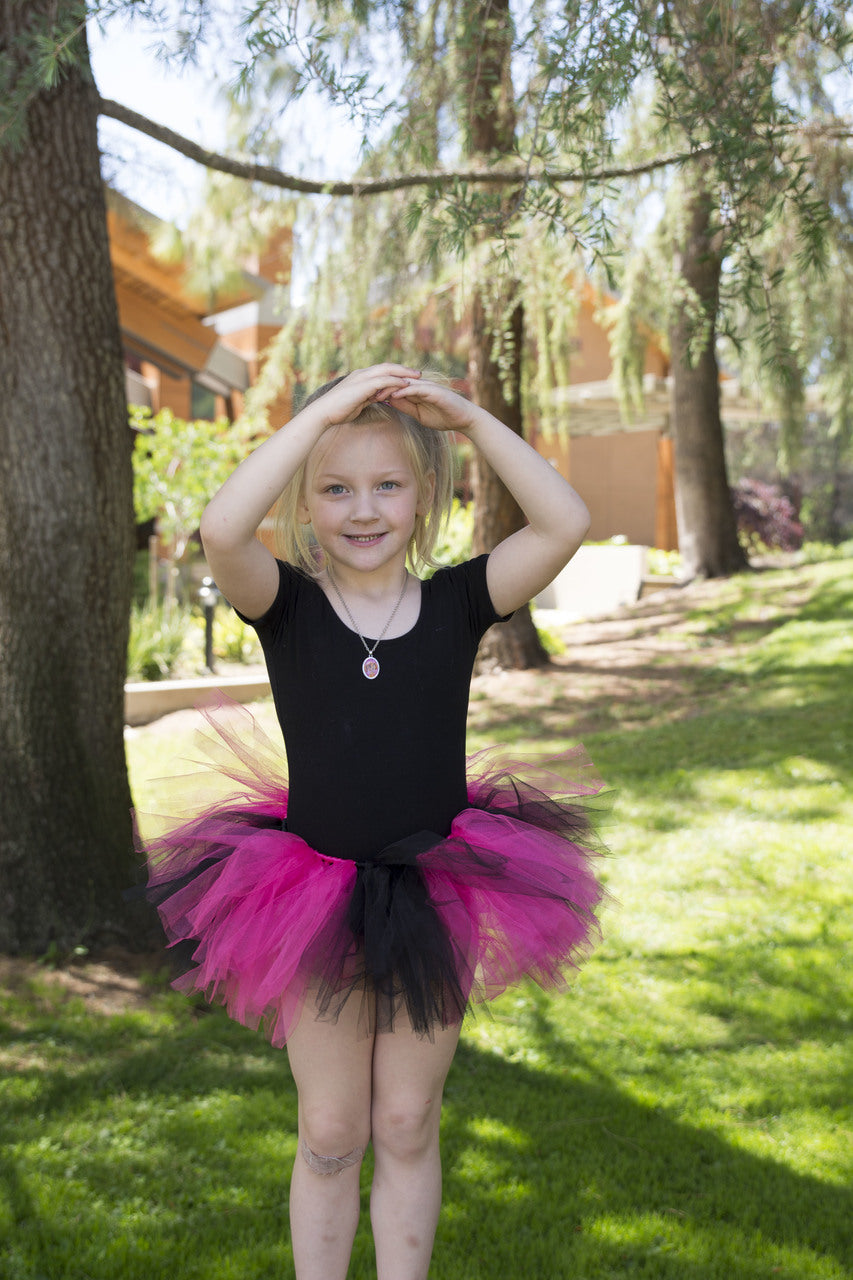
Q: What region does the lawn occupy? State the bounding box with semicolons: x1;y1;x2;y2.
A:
1;554;851;1279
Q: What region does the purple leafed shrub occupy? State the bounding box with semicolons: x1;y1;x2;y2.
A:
732;479;804;552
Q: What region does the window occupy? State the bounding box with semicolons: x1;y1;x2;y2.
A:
191;382;217;421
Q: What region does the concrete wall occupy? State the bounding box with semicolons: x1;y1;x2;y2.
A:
539;429;667;547
536;543;648;615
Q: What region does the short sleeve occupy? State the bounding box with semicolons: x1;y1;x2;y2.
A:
233;559;299;645
433;553;513;642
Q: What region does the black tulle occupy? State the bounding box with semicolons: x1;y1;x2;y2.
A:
137;711;609;1046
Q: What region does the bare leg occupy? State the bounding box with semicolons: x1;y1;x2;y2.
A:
370;1012;462;1280
286;991;374;1280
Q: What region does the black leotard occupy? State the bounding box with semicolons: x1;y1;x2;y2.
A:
240;555;505;860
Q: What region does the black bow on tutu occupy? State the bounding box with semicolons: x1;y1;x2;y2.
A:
342;830;468;1035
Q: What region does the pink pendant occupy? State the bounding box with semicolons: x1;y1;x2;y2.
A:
362;655;380;679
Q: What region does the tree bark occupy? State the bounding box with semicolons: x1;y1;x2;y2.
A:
469;293;549;669
670;181;749;578
0;4;143;953
463;0;549;670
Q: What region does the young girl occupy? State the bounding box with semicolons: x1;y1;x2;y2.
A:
142;364;605;1280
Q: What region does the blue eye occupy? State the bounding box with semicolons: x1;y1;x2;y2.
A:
378;480;399;491
325;484;347;495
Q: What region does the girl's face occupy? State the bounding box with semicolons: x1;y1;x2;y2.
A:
298;422;431;581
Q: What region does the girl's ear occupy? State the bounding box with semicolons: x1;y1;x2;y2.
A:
417;469;436;515
296;490;311;524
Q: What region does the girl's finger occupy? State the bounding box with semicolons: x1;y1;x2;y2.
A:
353;364;421;381
389;385;432;399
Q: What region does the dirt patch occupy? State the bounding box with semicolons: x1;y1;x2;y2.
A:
0;947;173;1017
471;556;830;742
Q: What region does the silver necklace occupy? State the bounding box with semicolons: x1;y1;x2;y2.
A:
326;565;409;680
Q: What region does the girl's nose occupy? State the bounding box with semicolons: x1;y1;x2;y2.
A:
351;490;379;521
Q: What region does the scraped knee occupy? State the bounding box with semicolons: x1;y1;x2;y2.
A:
300;1137;365;1176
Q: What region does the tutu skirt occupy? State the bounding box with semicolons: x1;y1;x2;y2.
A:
137;703;608;1046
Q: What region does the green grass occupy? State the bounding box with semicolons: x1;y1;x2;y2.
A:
2;555;852;1278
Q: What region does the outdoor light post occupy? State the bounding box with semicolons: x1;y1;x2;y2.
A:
199;576;220;674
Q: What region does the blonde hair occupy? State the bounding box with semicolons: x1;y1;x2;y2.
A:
274;376;455;576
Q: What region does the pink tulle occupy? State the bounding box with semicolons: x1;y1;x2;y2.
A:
137;700;608;1046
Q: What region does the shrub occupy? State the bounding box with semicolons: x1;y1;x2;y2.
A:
797;538;853;563
733;478;803;552
132;548;152;606
127;602;191;681
428;499;474;573
210;607;262;664
533;621;567;656
646;547;683;577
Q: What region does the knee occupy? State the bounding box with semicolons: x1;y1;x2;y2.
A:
372;1096;440;1163
299;1107;369;1176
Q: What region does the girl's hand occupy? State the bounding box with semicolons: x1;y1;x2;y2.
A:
308;364;422;430
392;375;591;616
388;379;478;434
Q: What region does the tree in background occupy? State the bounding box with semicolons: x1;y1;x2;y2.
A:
453;0;548;669
239;0;640;667
718;48;853;542
210;1;850;585
610;0;851;577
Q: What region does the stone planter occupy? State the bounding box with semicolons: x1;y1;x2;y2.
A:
125;672;271;727
536;543;648;618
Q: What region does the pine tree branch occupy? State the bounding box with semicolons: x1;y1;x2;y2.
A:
98;97;853;197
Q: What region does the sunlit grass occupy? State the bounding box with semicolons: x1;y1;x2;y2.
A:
2;555;851;1278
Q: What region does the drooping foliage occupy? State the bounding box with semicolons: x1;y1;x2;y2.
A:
603;2;852;571
610;3;852;407
238;2;637;434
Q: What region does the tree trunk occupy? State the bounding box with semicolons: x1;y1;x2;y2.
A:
670;181;749;578
0;4;144;953
469;294;549;669
462;0;549;670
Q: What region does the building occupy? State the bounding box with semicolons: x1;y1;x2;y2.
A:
108;189;291;426
526;281;676;551
109;192;677;550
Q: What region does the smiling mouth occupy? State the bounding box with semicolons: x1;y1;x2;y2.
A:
345;533;385;543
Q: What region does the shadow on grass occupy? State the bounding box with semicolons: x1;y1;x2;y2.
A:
643;942;853;1099
2;974;851;1280
473;667;852;789
5;564;850;1278
796;579;853;623
476;561;853;771
439;1037;853;1279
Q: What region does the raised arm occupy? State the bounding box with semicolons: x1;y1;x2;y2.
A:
201;365;420;618
390;381;590;617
